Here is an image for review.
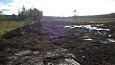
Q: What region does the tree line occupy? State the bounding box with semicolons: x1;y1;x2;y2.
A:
0;6;43;25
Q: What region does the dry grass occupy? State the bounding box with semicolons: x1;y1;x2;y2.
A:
0;21;24;37
78;18;115;23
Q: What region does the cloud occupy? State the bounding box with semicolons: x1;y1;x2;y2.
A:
0;9;11;11
0;0;115;16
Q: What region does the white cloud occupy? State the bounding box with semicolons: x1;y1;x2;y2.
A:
0;0;115;16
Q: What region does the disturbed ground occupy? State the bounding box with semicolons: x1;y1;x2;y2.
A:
0;18;115;65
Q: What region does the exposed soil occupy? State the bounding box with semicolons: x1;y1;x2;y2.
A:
0;18;115;65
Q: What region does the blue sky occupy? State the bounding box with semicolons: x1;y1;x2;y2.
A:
0;0;12;4
0;0;115;16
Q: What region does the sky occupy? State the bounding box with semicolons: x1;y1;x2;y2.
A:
0;0;115;16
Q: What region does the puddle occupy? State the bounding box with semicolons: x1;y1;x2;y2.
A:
64;26;72;28
95;24;104;26
64;24;115;43
64;24;110;31
108;39;115;42
84;38;93;41
108;35;112;37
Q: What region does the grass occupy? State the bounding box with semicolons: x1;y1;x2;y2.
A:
0;21;24;37
78;18;115;23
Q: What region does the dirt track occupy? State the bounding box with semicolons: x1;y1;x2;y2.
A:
0;18;115;65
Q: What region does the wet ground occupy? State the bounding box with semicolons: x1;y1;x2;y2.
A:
0;18;115;65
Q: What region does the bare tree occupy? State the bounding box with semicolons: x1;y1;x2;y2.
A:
73;10;77;22
73;10;79;22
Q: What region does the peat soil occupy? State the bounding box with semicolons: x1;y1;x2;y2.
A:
0;19;115;65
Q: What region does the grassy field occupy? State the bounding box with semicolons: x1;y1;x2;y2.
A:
0;21;24;37
78;18;115;23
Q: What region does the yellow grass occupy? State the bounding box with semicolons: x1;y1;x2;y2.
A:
0;21;24;37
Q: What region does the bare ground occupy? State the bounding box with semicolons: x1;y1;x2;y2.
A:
0;18;115;65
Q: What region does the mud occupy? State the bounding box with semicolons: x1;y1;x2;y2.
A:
0;19;115;65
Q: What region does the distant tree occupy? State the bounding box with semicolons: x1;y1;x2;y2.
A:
18;6;43;25
22;5;26;11
0;11;3;15
10;14;18;20
18;6;27;20
24;8;43;25
0;11;3;21
26;8;43;23
73;10;77;22
73;10;79;22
